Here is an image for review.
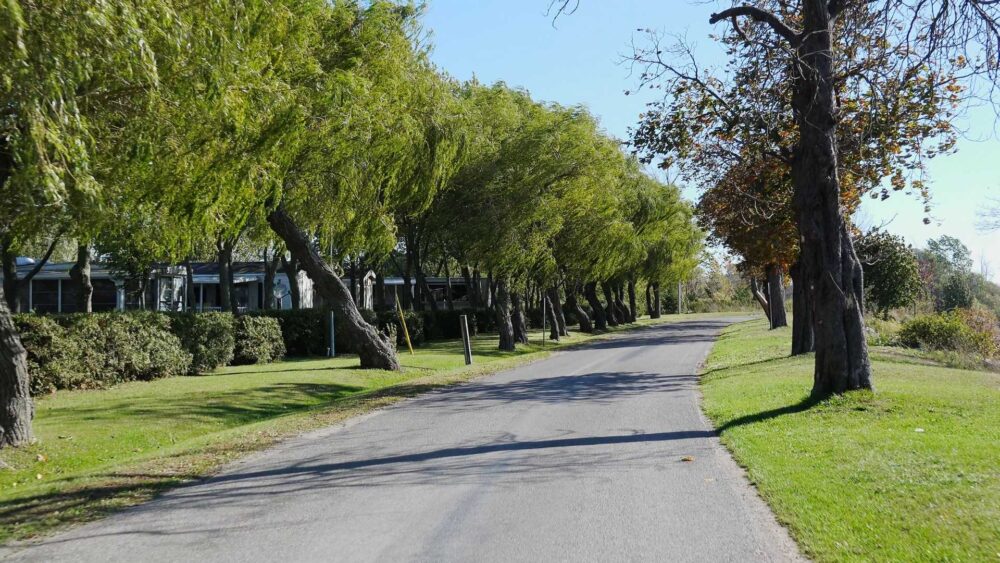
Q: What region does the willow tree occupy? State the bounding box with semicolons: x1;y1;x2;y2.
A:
0;0;174;446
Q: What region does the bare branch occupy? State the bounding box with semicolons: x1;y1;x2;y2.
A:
709;6;801;45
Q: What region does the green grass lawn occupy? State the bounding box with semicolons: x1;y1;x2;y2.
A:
0;313;730;543
701;319;1000;562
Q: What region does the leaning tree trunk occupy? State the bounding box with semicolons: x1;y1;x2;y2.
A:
511;293;529;344
614;283;630;323
268;207;399;370
547;286;568;337
68;244;93;313
566;286;593;333
584;282;607;331
627;280;638;323
494;279;516;351
543;293;560;341
0;284;32;447
765;263;788;329
651;282;662;319
601;282;619;326
793;1;872;395
790;258;815;355
750;278;772;323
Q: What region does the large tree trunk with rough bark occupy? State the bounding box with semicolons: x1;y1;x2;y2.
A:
217;238;234;312
68;244;93;313
268;207;399;370
511;293;529;344
765;264;788;329
566;286;592;333
0;285;32;448
494;279;516;351
793;1;872;395
1;245;18;313
584;282;607;331
790;259;815;355
543;293;560;341
547;286;568;337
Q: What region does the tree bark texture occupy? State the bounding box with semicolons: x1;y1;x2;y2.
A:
511;293;529;344
602;281;619;326
267;207;399;370
651;282;662;319
68;244;93;313
443;261;454;311
627;280;638;322
543;294;560;341
494;279;516;351
0;245;18;313
765;264;788;329
793;1;872;395
217;238;234;312
790;259;815;355
750;278;772;322
461;266;476;309
584;282;607;331
566;287;592;333
547;286;568;337
0;284;32;447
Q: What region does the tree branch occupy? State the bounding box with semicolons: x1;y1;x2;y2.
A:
709;6;801;46
22;233;63;283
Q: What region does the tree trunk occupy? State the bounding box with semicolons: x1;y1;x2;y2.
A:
280;255;301;310
547;286;568;337
494;279;516;351
0;284;32;447
443;260;454;311
765;264;788;329
1;241;20;313
461;266;476;309
584;282;607;331
488;273;496;311
627;280;638;323
401;247;414;310
751;278;772;322
566;286;592;333
615;283;630;323
645;284;652;319
184;257;197;311
793;1;872;395
68;244;93;313
217;238;233;313
601;281;619;326
268;207;399;370
652;282;662;318
263;252;280;310
790;258;815;355
511;292;529;344
543;293;560;341
374;268;387;314
349;257;358;306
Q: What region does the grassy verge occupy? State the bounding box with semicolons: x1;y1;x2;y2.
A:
701;319;1000;562
0;312;728;543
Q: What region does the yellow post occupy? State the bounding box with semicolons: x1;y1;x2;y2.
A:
395;288;414;355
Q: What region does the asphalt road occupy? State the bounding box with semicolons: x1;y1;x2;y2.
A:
4;318;803;562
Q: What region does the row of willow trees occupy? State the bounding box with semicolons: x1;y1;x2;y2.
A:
0;0;701;446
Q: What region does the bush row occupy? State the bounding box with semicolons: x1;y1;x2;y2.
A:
16;311;285;394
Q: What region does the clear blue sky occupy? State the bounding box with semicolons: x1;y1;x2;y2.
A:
423;0;1000;280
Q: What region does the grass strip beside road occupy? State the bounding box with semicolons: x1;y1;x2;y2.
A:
0;313;731;544
701;319;1000;562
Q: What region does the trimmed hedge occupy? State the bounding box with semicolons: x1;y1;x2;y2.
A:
234;316;286;365
168;312;235;374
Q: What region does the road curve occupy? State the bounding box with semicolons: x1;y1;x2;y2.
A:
4;318;803;562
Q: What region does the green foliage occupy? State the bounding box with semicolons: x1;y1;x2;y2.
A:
168;312;235;374
855;230;922;315
15;312;192;393
941;273;974;311
899;311;995;356
254;310;328;357
233;316;286;366
376;310;425;347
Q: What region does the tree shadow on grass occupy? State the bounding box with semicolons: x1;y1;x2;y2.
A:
714;396;821;434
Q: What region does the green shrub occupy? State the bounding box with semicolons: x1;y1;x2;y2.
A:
899;312;994;356
168;312;235;374
866;316;901;347
255;309;328;356
421;310;478;340
64;312;192;382
14;315;91;394
233;315;285;365
375;310;425;346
